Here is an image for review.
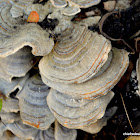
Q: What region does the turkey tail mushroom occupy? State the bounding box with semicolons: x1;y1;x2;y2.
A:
0;2;54;57
39;23;112;84
40;47;129;99
55;120;77;140
50;0;101;16
47;89;114;129
6;121;38;140
81;106;118;134
35;126;55;140
0;23;54;57
0;47;35;81
17;74;55;130
0;74;29;95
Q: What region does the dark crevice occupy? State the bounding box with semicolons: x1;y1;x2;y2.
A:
9;88;19;99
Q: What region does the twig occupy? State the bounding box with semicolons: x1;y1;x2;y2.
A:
120;93;134;132
109;127;118;140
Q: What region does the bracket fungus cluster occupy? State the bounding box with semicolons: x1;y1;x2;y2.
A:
39;21;129;99
0;0;131;140
10;0;53;22
50;0;101;16
17;74;55;130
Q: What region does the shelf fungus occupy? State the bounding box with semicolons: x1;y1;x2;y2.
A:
47;89;114;129
10;0;35;18
0;47;36;81
39;24;129;99
39;23;112;85
0;111;20;124
35;126;55;140
0;2;23;32
6;121;39;140
25;1;53;22
50;0;101;16
0;23;54;57
10;0;53;22
17;74;55;130
0;132;25;140
55;120;77;140
2;98;19;113
0;3;54;57
34;121;77;140
0;121;39;140
0;1;131;139
0;74;29;95
0;93;20;124
81;106;117;134
69;0;101;8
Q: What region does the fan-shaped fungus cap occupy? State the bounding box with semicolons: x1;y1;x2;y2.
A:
40;47;129;99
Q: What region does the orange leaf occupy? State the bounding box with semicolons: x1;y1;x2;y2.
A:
27;11;39;23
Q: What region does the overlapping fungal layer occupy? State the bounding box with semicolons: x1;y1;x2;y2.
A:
81;106;118;134
0;2;23;32
50;0;101;8
0;74;29;96
0;132;25;140
55;120;77;140
39;23;112;84
2;98;19;113
17;74;55;130
0;120;77;140
61;3;80;16
0;121;38;140
10;0;53;22
35;126;55;140
10;0;34;18
0;1;130;139
0;97;20;124
0;23;54;57
0;47;35;82
0;75;29;124
38;18;128;133
39;27;129;99
69;0;101;8
50;0;101;16
0;72;77;139
0;111;20;124
0;2;54;57
47;89;114;129
6;121;39;140
35;121;77;140
50;0;67;8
